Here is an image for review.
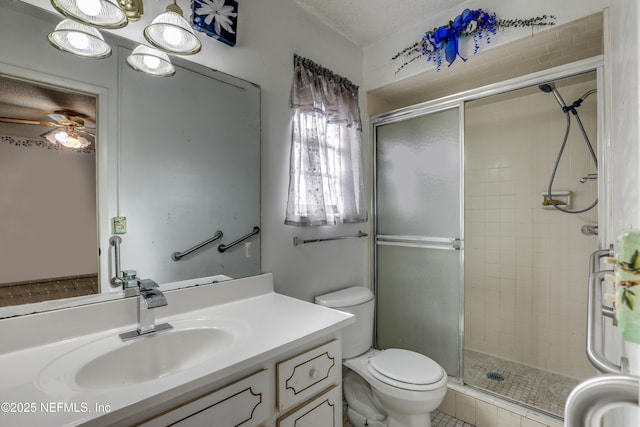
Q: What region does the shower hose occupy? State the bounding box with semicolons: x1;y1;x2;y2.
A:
547;89;598;214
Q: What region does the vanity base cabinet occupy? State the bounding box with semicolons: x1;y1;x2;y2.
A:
131;337;343;427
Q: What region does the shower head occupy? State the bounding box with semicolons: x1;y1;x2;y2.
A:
538;83;555;93
538;82;567;110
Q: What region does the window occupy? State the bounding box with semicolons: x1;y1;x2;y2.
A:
285;54;366;226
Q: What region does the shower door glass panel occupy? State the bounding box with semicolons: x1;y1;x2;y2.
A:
375;106;462;378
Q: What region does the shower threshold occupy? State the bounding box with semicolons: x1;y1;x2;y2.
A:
463;349;580;419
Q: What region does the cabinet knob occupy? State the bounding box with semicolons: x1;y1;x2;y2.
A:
309;368;320;380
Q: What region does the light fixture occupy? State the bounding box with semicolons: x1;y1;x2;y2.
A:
127;45;176;77
48;19;112;58
42;128;91;149
50;0;128;28
144;0;201;55
117;0;144;21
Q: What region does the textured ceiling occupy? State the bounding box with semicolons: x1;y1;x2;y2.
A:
294;0;468;46
0;76;95;139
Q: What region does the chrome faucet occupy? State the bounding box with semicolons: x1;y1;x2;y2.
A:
119;278;172;341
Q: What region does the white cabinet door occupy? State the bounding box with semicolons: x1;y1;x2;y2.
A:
140;369;271;427
277;385;341;427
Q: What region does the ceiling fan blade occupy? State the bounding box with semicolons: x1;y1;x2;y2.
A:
75;128;96;138
0;117;57;126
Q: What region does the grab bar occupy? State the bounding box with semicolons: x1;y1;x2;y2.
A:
171;230;223;261
110;236;124;288
589;246;613;275
294;230;368;246
564;374;639;427
218;226;260;253
587;270;625;374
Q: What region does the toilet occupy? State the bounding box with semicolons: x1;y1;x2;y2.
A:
315;286;447;427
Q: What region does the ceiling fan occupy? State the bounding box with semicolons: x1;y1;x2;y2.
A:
0;110;95;148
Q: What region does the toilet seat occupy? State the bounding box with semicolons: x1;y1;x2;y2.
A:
367;349;445;391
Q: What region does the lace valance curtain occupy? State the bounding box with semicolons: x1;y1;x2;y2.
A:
285;54;367;226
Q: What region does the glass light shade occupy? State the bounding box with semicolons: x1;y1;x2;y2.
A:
144;3;201;55
127;45;176;77
42;128;91;149
48;19;111;58
50;0;128;29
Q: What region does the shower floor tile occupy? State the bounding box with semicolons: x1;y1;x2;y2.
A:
464;349;579;418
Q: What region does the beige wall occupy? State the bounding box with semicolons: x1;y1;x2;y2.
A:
464;78;599;380
0;139;97;283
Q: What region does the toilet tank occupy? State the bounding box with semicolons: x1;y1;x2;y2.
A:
315;286;374;358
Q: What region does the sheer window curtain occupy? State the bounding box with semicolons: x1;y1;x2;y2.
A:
285;54;367;226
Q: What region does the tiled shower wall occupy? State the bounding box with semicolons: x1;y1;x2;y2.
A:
464;77;599;381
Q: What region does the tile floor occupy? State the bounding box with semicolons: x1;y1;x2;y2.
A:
431;411;476;427
344;410;473;427
463;349;579;418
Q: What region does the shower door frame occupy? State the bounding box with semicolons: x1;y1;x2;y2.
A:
371;55;607;383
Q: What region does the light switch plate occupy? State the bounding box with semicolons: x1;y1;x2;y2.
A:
113;216;127;234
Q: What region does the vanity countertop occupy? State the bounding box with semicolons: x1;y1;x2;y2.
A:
0;273;353;426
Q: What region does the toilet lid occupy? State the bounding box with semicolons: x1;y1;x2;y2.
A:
369;349;444;385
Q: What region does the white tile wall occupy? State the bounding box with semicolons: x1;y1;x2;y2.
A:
464;76;599;381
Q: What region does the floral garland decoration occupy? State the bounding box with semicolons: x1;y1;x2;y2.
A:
392;9;556;73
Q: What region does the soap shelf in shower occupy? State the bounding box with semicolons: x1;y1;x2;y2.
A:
541;191;571;210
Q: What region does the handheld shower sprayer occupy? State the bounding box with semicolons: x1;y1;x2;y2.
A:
538;82;567;111
539;80;598;214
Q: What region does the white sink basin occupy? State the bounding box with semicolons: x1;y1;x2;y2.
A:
37;317;248;392
75;327;234;388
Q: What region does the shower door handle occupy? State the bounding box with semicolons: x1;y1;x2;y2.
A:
376;235;463;250
587;270;626;374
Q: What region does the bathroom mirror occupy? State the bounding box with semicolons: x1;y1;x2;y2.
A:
0;1;260;318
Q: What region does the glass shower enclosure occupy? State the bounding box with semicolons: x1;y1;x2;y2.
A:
371;58;605;419
373;105;464;378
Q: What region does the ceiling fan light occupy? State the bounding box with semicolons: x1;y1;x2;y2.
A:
127;45;176;77
42;128;91;149
61;133;91;148
48;19;112;58
51;0;128;29
144;2;201;55
42;128;64;145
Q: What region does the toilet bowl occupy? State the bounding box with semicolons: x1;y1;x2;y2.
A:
315;287;448;427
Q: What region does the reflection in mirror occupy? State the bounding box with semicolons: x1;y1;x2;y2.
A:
0;0;261;319
0;75;98;308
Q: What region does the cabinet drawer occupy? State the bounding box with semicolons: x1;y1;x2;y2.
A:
140;369;270;427
277;384;341;427
276;339;341;411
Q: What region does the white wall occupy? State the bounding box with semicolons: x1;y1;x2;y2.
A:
183;0;368;300
18;0;367;301
363;0;609;91
609;1;640;233
607;1;640;425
